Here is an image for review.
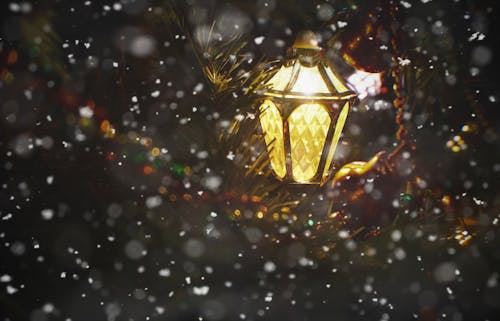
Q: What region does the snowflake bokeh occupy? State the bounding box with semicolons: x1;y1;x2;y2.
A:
1;1;500;321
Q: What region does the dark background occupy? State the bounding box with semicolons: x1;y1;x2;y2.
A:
1;1;500;321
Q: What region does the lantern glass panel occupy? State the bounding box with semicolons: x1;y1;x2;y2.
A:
267;66;294;91
291;66;330;94
259;99;286;178
321;101;350;180
288;103;331;182
324;65;350;93
257;30;358;184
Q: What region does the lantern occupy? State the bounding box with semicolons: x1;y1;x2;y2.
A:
258;30;357;185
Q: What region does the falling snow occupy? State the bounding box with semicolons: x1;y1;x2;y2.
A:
1;1;499;321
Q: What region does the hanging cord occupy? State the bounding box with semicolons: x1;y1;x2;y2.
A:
386;0;415;164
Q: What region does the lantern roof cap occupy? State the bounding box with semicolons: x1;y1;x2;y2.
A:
262;37;356;100
292;30;322;50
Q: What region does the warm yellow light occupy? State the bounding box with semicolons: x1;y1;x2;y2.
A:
257;30;357;184
266;66;293;92
291;66;329;94
259;100;286;178
289;104;330;182
322;102;349;179
324;65;350;93
265;64;353;99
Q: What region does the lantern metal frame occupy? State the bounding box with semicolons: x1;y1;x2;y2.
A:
258;34;357;186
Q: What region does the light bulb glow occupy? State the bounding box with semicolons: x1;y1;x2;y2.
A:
290;66;329;94
257;32;357;184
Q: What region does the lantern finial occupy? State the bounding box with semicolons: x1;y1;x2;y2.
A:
292;30;321;50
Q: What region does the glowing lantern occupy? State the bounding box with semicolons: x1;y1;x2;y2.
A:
258;30;357;185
